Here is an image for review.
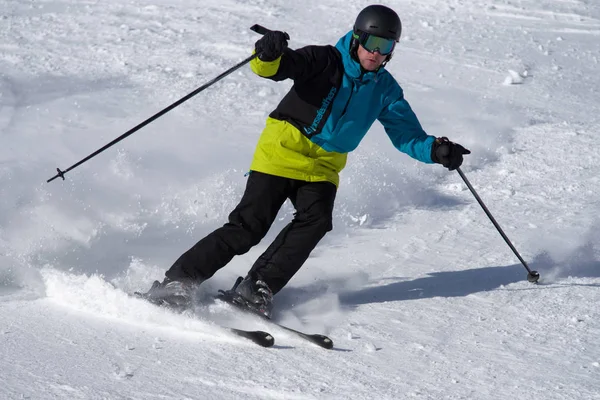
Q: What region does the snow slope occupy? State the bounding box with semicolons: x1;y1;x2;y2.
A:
1;0;599;399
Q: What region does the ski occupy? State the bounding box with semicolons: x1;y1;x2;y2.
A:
227;327;275;348
132;289;275;348
133;281;327;348
266;321;333;349
216;289;334;350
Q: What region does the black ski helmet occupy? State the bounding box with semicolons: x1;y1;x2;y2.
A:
351;5;402;63
354;5;402;41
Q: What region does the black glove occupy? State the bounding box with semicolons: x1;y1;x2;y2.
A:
431;137;471;170
255;31;289;62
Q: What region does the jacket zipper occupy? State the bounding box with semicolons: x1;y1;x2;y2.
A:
340;79;355;117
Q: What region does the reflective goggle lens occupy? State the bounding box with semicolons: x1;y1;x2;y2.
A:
359;33;396;55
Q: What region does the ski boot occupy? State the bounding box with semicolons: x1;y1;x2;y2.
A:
135;278;194;311
218;276;274;319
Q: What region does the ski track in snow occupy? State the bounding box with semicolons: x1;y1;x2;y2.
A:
1;0;600;399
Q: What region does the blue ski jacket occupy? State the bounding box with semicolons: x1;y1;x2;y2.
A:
249;31;435;186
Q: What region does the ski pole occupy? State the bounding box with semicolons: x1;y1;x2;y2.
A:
47;24;284;183
456;167;540;283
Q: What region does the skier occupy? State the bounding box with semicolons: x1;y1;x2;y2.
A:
140;4;470;317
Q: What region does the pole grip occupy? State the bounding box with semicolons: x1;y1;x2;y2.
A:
249;24;290;40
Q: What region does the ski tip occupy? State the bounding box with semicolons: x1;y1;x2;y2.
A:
309;334;334;350
252;332;275;347
256;332;275;348
320;336;334;350
230;328;275;347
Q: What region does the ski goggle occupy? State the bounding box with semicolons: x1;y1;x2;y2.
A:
353;31;396;55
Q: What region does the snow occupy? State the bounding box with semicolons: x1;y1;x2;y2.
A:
1;0;600;399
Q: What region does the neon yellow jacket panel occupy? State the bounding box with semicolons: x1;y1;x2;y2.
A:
250;117;347;187
250;54;347;187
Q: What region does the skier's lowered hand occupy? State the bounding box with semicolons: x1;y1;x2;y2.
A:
255;31;289;62
431;137;471;170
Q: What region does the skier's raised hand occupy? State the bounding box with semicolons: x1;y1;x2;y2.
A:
255;31;288;61
432;137;471;170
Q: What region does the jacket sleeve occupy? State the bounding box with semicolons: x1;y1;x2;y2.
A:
250;46;332;82
378;88;436;164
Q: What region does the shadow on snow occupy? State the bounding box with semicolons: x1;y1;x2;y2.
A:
337;264;525;306
278;262;600;312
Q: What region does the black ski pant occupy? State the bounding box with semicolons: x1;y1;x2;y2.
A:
165;171;337;294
